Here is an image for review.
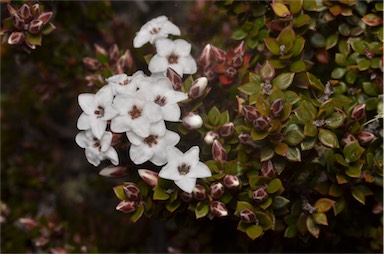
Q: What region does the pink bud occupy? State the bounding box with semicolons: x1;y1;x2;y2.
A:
19;4;32;20
138;169;159;187
212;139;227;162
239;209;257;223
18;218;39;230
7;4;18;16
225;67;237;79
83;57;101;71
350;104;366;121
182;112;203;130
123;183;140;200
28;19;43;34
7;32;25;45
261;160;275;178
167;68;182;91
116;200;137;213
253;116;270;131
211;45;226;63
193;184;207;200
252;188;268;202
109;44;120;62
117;49;133;69
231;54;244;68
188;77;208;99
94;43;107;56
220;122;235;137
223;174;241;189
210;182;225;199
180;191;193;202
210;201;228;217
234;41;245;55
242;105;259;121
204;131;219;144
12;14;24;29
99;165;127;177
199;44;212;68
238;133;253;144
31;4;40;16
342;133;357;146
37;12;53;25
357;131;376;145
270;98;285;118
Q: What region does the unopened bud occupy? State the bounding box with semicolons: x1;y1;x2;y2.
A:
99;165;127;177
225;67;237;79
253;116;270;131
253;188;268;202
234;41;245;55
211;45;226;63
192;184;207;200
31;3;40;16
19;4;32;20
182;112;203;130
83;57;101;71
138;169;159;187
7;32;25;45
342;133;357;146
18;218;39;230
357;131;376;145
180;191;193;202
188;77;208;99
242;105;259;121
261;160;275;178
210;182;225;199
350;104;366;121
167;68;182;91
94;43;107;56
210;201;228;217
231;54;244;68
223;174;241;189
7;4;18;16
123;183;140;200
240;209;257;223
109;44;120;62
220;122;235;137
12;14;24;29
117;49;133;69
270;98;285;118
28;19;43;34
212;139;227;162
199;44;212;68
37;12;53;25
238;133;253;144
204;131;219;144
116;200;137;213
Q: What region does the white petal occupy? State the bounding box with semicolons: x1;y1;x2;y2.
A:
183;146;200;167
143;102;163;123
179;56;197;75
188;162;212;178
126;131;143;145
85;148;101;166
166;90;188;104
96;86;114;105
169;64;183;77
150;130;180;166
161;103;181;122
91;119;107;139
155;38;174;57
131;117;150;137
106;74;128;84
75;131;89;148
159;163;182;181
161;21;181;36
166;146;184;164
148;55;168;74
133;31;152;48
150;120;166;136
104;147;119;165
155;77;173;91
103;105;119;120
174;39;191;57
77;113;92;130
175;177;196;193
110;116;132;133
100;131;113;152
78;93;97;115
129;144;153;165
112;94;136;115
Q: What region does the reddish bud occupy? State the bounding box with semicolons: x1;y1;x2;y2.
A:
342;133;357;146
180;191;193;202
270;98;285;118
12;14;24;29
116;200;137;213
252;188;268;202
37;12;53;25
210;182;225;199
242;105;259;121
182;112;203;130
231;54;244;68
199;44;212;68
83;57;101;71
109;44;120;62
210;201;228;217
123;183;140;200
350;104;366;121
240;209;257;223
28;19;43;34
261;160;275;178
204;67;216;81
31;4;40;16
94;43;107;56
188;77;208;99
7;4;18;16
357;131;376;145
223;174;241;189
193;184;207;200
253;116;270;131
7;32;25;45
225;67;237;79
167;68;182;91
117;49;133;69
211;45;226;63
238;133;253;145
234;41;245;55
138;169;159;187
220;122;235;137
19;4;32;20
18;218;39;230
204;131;219;144
99;165;127;177
212;139;227;162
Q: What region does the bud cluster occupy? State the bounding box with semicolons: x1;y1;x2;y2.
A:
209;175;241;199
116;182;142;213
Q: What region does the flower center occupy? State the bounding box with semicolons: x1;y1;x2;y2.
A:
120;79;129;86
129;105;142;119
154;95;167;106
150;27;160;35
94;106;105;118
167;53;179;64
177;163;190;175
144;135;158;147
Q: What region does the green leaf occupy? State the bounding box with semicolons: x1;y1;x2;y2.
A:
285;129;305;146
325;111;345;129
153;186;170;200
362;82;379;96
329;184;343;197
259;197;273;210
41;22;56;35
294;100;317;123
238;82;260;95
271;2;291;17
284;224;297;238
301;137;316;151
306;216;320;238
318;129;340;148
113;185;126;201
260;146;275;162
297;213;308;235
343;141;365;163
26;32;42;46
277;26;295;49
345;163;362;178
325;33;339;49
284;90;300;104
166;199;181;213
275;141;289;156
267;178;283;194
306;72;325;91
130;205;144;223
331;67;346;79
232;29;248;40
333;153;348;167
335;53;348;66
314;198;335;213
260;61;275;81
195;201;209;219
345;70;357;84
313;212;328;226
333;197;346;216
264;37;280;55
246;225;263;240
273;196;290;209
272;72;295;90
236;201;254;215
357;59;371;71
255;211;273;230
304;123;318;137
286;147;301;162
237;221;250;233
293;14;311;27
351;185;373;205
289;0;303;14
208;106;221;126
310;33;325;48
291;37;306;56
251;128;269;141
290;61;306;73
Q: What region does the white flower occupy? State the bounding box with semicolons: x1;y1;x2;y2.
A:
148;38;197;76
137;76;188;121
106;71;149;96
133;15;181;48
77;87;118;139
75;130;119;167
159;146;212;193
110;94;164;137
127;123;180;166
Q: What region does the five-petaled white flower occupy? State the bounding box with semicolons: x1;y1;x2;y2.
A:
159;146;212;193
137;76;188;121
133;15;181;48
127;123;180;166
106;71;150;96
148;38;197;76
75;130;119;167
77;87;118;139
110;94;164;137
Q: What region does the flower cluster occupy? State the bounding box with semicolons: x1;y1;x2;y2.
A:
76;15;211;193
